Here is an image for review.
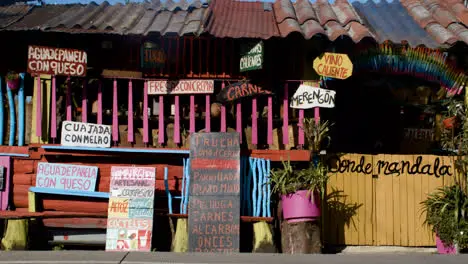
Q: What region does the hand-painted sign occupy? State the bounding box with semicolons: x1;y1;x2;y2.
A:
240;41;263;72
35;162;98;192
404;128;434;141
140;42;166;69
147;80;214;95
216;81;272;103
313;52;353;79
61;121;112;148
290;85;336;109
106;166;156;252
188;132;241;253
27;45;87;77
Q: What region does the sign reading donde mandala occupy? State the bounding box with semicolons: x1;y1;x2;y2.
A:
313;52;353;79
290;85;336;109
27;45;87;77
61;121;112;148
147;80;214;95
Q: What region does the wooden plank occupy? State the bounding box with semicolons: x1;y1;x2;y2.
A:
30;75;51;144
373;154;386;245
357;155;367;245
413;155;424;246
406;155;416;247
392;154;401;246
336;156;345;245
419;155;431;246
399;154;409;246
343;154;354;245
384;154;394;245
365;155;375;245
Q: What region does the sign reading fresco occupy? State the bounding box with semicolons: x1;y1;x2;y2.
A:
216;81;272;103
290;85;336;109
147;80;214;95
141;42;166;69
35;162;98;192
27;45;87;77
313;52;353;79
188;132;241;253
240;41;263;72
106;166;156;252
61;121;112;148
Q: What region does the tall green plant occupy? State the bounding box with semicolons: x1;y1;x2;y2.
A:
300;118;333;152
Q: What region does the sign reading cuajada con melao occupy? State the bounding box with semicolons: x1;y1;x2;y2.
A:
61;121;112;148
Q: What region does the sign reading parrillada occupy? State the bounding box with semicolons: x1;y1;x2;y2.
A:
240;41;263;72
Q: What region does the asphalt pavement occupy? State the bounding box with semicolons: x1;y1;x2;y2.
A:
0;251;467;264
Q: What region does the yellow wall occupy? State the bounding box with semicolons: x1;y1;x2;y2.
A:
30;75;51;144
324;154;458;246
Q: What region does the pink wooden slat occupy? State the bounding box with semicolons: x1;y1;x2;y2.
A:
143;81;149;144
36;76;42;137
82;79;87;123
314;107;320;125
174;96;180;144
51;76;57;139
298;81;304;146
66;77;72;121
97;80;102;124
221;82;226;132
0;157;11;211
127;80;134;143
158;96;164;144
112;79;118;143
267;96;272;145
205;95;211;132
236;102;242;143
283;83;289;145
189;95;195;133
252;98;257;145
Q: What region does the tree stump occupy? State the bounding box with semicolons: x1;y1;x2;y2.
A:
281;220;321;254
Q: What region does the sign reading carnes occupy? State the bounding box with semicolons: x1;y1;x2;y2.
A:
27;45;87;77
61;121;112;148
290;85;336;109
147;80;214;95
313;52;353;79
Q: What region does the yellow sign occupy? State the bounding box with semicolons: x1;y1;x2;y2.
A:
313;52;353;79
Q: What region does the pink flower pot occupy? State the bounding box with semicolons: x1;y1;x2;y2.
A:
6;79;19;90
435;234;457;254
281;190;321;223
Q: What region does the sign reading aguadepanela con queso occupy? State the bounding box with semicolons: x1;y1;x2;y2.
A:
313;52;353;79
27;45;87;77
35;162;98;192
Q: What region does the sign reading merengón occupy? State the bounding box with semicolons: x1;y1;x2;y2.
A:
61;121;112;148
290;85;336;109
27;45;87;77
188;132;241;253
35;162;98;192
106;166;156;252
147;80;214;95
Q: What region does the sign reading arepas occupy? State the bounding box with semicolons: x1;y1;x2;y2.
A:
290;85;336;109
27;45;87;77
35;162;98;192
147;80;214;95
188;132;241;253
313;52;353;79
61;121;112;148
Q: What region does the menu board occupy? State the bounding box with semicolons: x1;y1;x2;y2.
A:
105;166;156;252
188;132;241;253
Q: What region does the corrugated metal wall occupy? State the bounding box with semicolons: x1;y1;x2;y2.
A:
324;154;460;247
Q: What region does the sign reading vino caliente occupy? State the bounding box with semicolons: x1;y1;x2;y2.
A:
216;81;272;103
61;121;112;148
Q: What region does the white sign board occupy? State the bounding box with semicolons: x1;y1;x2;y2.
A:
290;85;336;109
147;80;214;95
61;121;112;148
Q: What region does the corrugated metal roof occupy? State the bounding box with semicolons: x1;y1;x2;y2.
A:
401;0;468;46
4;0;208;36
0;4;33;29
352;0;438;48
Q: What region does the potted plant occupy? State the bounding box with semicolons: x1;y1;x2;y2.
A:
270;159;329;223
5;71;19;90
301;117;333;155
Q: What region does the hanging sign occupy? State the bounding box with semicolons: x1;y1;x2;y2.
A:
240;41;263;72
188;132;241;253
106;166;156;252
290;85;336;109
147;80;214;95
313;52;353;79
216;81;272;103
61;121;112;148
27;45;87;77
140;42;166;69
35;162;98;192
404;128;434;141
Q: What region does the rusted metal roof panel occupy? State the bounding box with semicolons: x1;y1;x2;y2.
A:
401;0;468;46
352;0;438;48
4;0;208;36
0;4;33;29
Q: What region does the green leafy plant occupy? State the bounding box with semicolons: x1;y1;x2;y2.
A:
300;118;333;152
5;71;18;81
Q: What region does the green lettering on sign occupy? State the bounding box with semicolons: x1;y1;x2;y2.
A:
140;42;166;69
239;41;263;72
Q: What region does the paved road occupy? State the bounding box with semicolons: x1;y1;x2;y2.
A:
0;252;467;264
